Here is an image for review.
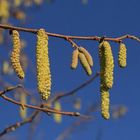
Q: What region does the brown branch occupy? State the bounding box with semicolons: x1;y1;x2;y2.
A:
56;104;97;140
1;94;80;116
48;72;100;103
0;84;81;117
0;84;23;96
65;38;79;49
0;110;39;137
0;24;140;43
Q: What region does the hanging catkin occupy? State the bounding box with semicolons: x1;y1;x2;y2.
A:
78;52;92;76
100;86;110;119
53;101;62;123
118;43;127;68
71;49;79;69
99;41;114;89
36;28;51;100
78;47;93;67
11;30;25;79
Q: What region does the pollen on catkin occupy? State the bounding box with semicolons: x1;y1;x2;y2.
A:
36;28;51;100
53;101;62;123
118;43;127;68
99;41;114;89
71;49;79;69
100;86;110;119
78;52;92;76
10;30;25;79
78;47;93;67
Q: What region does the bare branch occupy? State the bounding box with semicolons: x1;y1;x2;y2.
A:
0;84;23;96
1;94;80;116
0;110;39;137
48;72;100;102
0;24;140;43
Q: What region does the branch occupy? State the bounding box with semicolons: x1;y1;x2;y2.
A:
1;94;80;116
48;72;100;102
56;104;97;140
0;110;39;137
0;24;140;43
0;84;23;96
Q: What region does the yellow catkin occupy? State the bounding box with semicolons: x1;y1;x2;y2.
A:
53;101;62;123
100;87;110;119
71;49;79;69
78;47;93;66
19;93;27;119
0;0;9;19
118;43;127;68
14;0;22;7
36;28;51;100
11;30;25;79
99;41;114;89
78;52;92;76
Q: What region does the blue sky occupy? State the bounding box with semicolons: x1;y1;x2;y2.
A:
0;0;140;140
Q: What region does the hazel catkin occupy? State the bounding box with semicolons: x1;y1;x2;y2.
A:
71;49;79;69
100;86;110;119
36;28;51;100
118;43;127;68
99;41;114;89
78;52;92;76
53;101;62;123
78;47;93;67
11;30;25;79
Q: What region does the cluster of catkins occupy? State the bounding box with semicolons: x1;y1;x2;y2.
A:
71;41;127;119
71;47;93;75
10;29;51;100
10;28;127;120
99;41;127;119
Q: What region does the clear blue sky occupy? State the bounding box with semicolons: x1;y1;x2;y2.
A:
0;0;140;140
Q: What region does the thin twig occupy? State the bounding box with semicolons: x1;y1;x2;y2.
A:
1;94;80;116
0;110;39;137
65;37;79;49
56;104;97;140
0;84;23;96
48;72;100;103
0;24;140;43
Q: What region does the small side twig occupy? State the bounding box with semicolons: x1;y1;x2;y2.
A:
0;84;23;96
65;37;79;49
48;72;100;103
0;110;39;137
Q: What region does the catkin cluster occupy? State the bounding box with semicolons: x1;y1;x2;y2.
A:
36;28;51;100
118;43;127;68
11;30;25;79
99;41;114;119
71;47;93;76
53;101;62;123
